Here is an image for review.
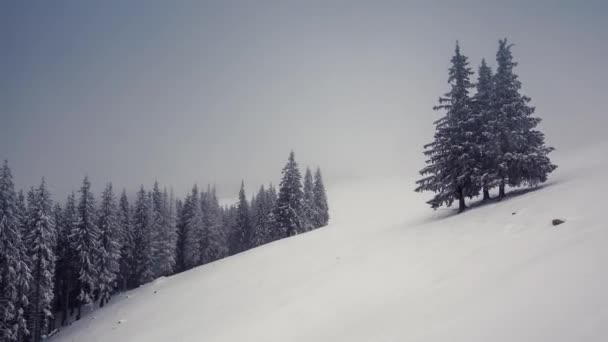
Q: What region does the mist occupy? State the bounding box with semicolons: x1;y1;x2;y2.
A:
2;0;607;200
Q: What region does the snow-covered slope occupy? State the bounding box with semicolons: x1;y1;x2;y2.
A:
52;143;608;342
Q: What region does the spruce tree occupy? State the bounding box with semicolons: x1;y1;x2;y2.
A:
473;59;497;201
415;42;479;212
96;183;121;307
117;190;134;290
150;182;175;277
0;161;31;341
182;185;202;270
71;177;99;320
274;151;304;237
199;186;226;264
232;181;252;253
312;168;329;227
492;38;556;197
132;186;154;285
174;196;189;272
301;168;316;231
252;186;269;246
56;193;77;326
24;179;56;342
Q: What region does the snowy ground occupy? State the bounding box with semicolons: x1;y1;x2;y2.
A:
52;143;608;342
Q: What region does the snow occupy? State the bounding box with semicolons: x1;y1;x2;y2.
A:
51;143;608;342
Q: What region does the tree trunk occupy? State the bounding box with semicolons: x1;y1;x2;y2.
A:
498;179;506;200
482;186;491;201
76;303;82;321
458;187;466;213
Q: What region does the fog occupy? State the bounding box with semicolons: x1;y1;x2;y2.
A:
2;0;607;200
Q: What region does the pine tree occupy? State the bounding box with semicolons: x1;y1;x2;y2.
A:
492;38;556;198
117;190;134;290
301;168;316;231
71;177;99;320
415;42;480;212
0;161;31;341
222;205;238;256
312;167;329;227
132;186;154;285
182;185;202;270
199;186;227;264
274;151;304;237
473;59;497;201
150;182;175;277
232;181;252;253
252;186;269;246
96;183;121;307
24;179;56;342
56;193;77;326
174;196;188;272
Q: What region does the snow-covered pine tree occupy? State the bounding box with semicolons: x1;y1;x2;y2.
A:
56;193;77;326
182;185;202;270
492;38;556;197
415;42;480;213
49;203;63;332
472;59;497;201
265;184;278;242
301;168;316;231
149;182;175;278
252;185;270;247
274;151;304;237
24;179;56;342
160;187;177;274
174;195;189;273
199;186;227;264
232;181;253;253
132;186;154;285
0;161;31;342
312;167;329;228
117;190;134;290
71;176;99;320
222;204;238;256
96;183;121;307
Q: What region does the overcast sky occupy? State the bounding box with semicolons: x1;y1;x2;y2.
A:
2;0;607;200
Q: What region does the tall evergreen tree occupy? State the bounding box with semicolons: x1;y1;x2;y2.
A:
71;177;99;320
132;186;154;285
96;183;121;307
24;179;56;342
150;182;175;277
274;151;304;237
415;42;479;212
182;185;202;270
472;59;497;201
174;196;189;272
56;193;77;326
117;190;134;291
301;168;316;231
252;186;270;247
232;181;252;253
0;161;31;341
199;186;227;264
492;38;556;198
312;167;329;227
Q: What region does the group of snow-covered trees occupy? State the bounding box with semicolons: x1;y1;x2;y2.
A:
416;39;557;212
0;151;329;341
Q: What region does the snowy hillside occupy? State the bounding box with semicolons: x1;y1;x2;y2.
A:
51;143;608;342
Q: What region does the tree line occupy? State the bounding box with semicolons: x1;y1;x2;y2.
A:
0;151;329;342
416;39;557;212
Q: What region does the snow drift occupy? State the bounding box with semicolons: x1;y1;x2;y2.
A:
51;143;608;342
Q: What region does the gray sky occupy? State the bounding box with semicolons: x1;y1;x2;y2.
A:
2;0;607;200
